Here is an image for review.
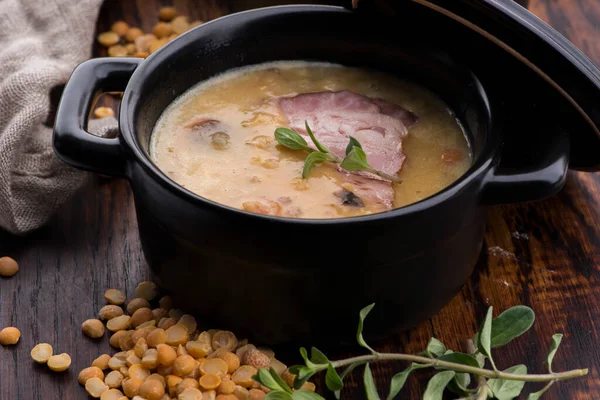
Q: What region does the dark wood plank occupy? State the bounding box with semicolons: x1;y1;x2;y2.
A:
1;0;600;399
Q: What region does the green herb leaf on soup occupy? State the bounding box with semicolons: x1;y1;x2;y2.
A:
274;127;312;151
302;152;328;179
305;120;330;153
340;146;371;171
346;136;363;155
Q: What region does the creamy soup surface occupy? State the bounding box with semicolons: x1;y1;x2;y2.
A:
151;61;471;219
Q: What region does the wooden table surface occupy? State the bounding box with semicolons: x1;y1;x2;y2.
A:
1;0;599;399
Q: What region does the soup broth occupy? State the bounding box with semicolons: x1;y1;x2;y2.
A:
150;61;471;218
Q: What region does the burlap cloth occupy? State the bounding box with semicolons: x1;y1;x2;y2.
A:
0;0;117;234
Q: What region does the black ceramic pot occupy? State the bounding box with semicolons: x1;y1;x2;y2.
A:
53;2;600;346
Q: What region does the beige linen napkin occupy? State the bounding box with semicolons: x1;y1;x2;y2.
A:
0;0;116;235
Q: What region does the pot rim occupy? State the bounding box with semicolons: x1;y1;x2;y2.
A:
119;4;496;225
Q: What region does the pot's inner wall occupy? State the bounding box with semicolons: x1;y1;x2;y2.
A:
132;5;492;174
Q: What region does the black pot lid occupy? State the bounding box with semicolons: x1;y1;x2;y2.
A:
350;0;600;171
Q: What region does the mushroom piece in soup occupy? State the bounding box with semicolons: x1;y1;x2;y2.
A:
150;61;471;219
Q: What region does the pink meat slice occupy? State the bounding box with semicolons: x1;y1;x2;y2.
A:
278;90;418;210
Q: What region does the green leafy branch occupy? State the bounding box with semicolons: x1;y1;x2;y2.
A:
253;304;588;400
274;122;402;183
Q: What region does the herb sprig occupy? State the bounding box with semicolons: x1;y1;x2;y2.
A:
253;304;588;400
274;121;402;183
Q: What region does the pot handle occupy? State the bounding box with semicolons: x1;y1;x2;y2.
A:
53;57;142;178
480;130;570;205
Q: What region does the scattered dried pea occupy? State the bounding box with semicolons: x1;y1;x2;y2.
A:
104;289;126;305
135;34;157;53
105;370;124;388
204;390;218;400
201;358;229;378
159;7;178;21
82;319;106;339
0;257;18;277
0;327;20;345
110;330;128;348
231;366;257;388
190;20;204;28
248;389;266;400
301;381;316;392
134;337;149;358
134;51;150;58
126;351;142;366
98;31;120;47
186;340;211;358
152;308;169;322
93;354;111;370
159;317;177;330
127;297;151;315
147;373;166;388
179;387;203;400
108;45;128;57
178;314;197;333
48;353;71;372
169;308;185;321
111;21;130;37
146;328;166;348
136;280;159;301
136;319;156;330
108;352;128;370
172;354;195;377
212;331;238;352
200;373;222;390
157;343;177;366
177;377;200;394
171;16;190;34
152;22;172;39
166;324;189;346
142;348;159;369
86;377;109;398
125;27;144;42
129;364;150;381
149;38;168;53
270;358;287;376
132;325;155;342
140;378;166;400
159;296;174;310
233;386;249;399
217;351;240;374
131;307;154;328
107;315;131;332
122;377;144;398
125;43;136;55
99;305;124;320
118;330;135;351
100;388;125;400
218;378;236;395
167;375;183;396
31;343;53;363
78;366;105;385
